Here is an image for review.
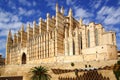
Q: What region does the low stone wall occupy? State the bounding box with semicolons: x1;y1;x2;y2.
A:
0;60;117;80
27;54;117;64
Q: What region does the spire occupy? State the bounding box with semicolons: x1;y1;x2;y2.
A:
47;13;50;18
21;24;24;31
33;21;36;25
33;20;36;27
39;17;42;22
7;29;12;42
60;6;64;14
14;33;17;38
68;8;73;16
52;16;55;19
8;29;12;37
79;18;83;26
39;17;42;26
13;33;17;44
56;3;59;12
27;23;30;28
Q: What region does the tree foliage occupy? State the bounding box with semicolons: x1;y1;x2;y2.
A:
113;60;120;80
30;66;51;80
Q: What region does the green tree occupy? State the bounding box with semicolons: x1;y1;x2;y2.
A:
113;60;120;80
30;66;51;80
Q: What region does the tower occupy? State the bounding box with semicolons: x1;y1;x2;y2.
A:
6;29;13;64
21;24;27;47
55;3;65;56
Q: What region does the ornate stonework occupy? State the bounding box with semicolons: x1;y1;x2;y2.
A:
2;4;118;80
6;4;117;65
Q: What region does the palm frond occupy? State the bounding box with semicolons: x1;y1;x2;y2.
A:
30;66;51;80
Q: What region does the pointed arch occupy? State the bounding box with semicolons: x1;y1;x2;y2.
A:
73;40;75;55
22;53;26;64
88;30;90;47
95;29;99;46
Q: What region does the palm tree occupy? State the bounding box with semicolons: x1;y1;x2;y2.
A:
30;66;51;80
113;60;120;80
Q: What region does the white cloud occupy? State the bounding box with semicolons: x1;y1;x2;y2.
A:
0;9;24;37
66;0;75;5
0;21;22;30
33;1;37;6
0;52;4;58
94;0;102;9
83;19;90;25
89;0;102;9
116;38;120;50
118;0;120;5
0;30;9;37
97;6;120;25
74;7;93;20
0;39;6;50
8;0;16;9
0;9;27;57
0;39;6;57
45;0;56;10
0;11;20;23
0;12;11;23
18;7;35;16
19;0;31;6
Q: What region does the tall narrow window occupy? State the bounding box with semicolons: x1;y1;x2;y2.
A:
68;42;69;55
79;33;82;49
88;30;90;47
73;40;75;55
112;34;114;45
95;29;99;46
80;33;82;49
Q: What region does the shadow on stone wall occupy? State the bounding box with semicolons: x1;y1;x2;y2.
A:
0;76;23;80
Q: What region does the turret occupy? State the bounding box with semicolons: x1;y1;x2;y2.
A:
20;24;27;47
68;8;73;17
60;6;64;14
13;33;17;45
27;23;30;40
17;30;21;43
33;20;39;37
68;8;73;37
39;17;42;34
56;3;59;13
47;13;50;32
21;24;24;31
6;29;13;64
7;29;13;43
33;20;36;36
79;18;83;26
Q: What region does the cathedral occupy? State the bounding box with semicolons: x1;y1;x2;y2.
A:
0;4;118;80
6;4;117;65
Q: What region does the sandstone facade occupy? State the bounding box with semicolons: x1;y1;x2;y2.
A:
6;4;117;65
3;4;118;80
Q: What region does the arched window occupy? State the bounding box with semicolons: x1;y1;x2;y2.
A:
88;30;90;47
79;33;82;49
22;53;26;64
68;42;69;55
112;34;114;45
95;29;99;46
80;32;82;49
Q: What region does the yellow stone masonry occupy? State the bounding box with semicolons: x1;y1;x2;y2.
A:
3;4;118;80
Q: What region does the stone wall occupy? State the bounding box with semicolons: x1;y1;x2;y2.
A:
0;60;117;80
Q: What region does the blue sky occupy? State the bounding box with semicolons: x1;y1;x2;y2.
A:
0;0;120;57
